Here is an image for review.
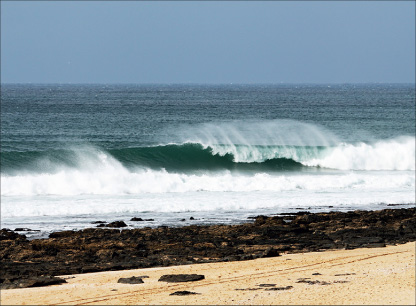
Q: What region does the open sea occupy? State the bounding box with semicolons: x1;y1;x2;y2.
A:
1;83;415;239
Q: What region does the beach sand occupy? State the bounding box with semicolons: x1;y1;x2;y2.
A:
1;241;414;305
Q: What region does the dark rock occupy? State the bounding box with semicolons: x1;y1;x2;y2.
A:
14;228;38;232
265;286;293;290
106;221;127;228
0;229;27;241
91;221;107;224
49;230;75;238
117;276;145;284
262;247;280;258
364;242;386;248
130;217;143;221
296;279;330;285
159;274;205;283
1;276;66;289
319;281;331;285
1;207;414;287
170;291;200;296
254;215;269;225
190;217;195;220
312;272;322;275
258;284;276;287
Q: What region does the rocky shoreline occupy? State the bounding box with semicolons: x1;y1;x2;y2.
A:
1;207;415;289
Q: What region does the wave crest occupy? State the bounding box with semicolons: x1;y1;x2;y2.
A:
1;136;414;197
302;136;415;170
1;136;415;175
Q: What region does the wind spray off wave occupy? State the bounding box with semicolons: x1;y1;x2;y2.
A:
1;144;414;198
1;138;415;197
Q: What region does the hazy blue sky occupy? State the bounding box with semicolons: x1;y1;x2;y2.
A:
1;1;415;84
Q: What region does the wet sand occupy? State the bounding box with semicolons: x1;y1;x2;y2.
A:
2;241;414;305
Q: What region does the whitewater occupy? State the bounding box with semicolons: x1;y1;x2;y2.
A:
1;136;415;196
2;134;414;234
1;84;415;238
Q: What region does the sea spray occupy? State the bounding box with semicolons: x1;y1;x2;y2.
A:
178;119;340;146
2;84;415;238
2;135;415;176
1;144;414;196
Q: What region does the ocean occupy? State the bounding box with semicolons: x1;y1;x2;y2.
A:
1;83;415;239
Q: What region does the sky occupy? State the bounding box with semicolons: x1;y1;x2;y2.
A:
1;1;415;84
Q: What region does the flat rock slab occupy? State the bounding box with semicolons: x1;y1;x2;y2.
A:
117;276;145;284
159;274;205;283
1;276;66;289
170;291;201;296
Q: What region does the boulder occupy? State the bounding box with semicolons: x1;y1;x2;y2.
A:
159;274;205;283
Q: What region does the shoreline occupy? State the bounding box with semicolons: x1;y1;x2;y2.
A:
1;207;415;291
4;203;414;241
1;241;415;305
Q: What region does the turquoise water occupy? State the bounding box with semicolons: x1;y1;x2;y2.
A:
1;84;415;237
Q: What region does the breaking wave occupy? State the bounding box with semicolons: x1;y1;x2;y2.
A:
0;136;414;197
1;136;415;173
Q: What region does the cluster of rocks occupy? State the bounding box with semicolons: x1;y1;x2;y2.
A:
1;207;415;289
91;217;193;228
92;218;157;228
115;274;204;296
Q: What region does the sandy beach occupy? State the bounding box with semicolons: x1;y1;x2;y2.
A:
1;241;414;305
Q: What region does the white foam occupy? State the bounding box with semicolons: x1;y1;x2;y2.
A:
181;119;338;162
206;136;415;170
1;178;414;219
1;138;415;197
303;136;415;170
1;165;414;196
180;120;415;170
